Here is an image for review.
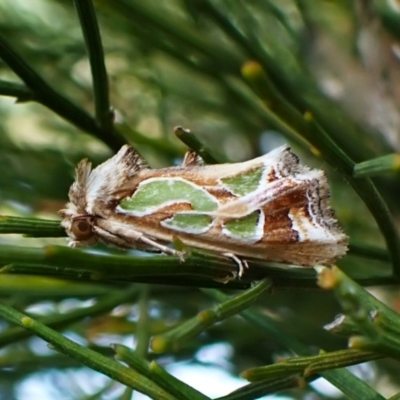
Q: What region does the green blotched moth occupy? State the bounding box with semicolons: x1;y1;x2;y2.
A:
60;139;348;275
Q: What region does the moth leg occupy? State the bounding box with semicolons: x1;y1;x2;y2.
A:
138;235;186;262
93;224;185;261
222;253;249;278
92;225;134;248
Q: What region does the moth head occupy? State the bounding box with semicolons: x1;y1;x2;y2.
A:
69;216;96;243
59;157;98;246
59;145;148;247
59;213;98;247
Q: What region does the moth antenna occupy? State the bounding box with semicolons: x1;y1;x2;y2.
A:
182;149;205;167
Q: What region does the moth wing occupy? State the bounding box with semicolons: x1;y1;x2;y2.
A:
182;149;205;167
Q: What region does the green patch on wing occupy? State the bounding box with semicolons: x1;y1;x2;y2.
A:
221;165;264;196
223;211;261;241
162;214;213;233
120;178;218;214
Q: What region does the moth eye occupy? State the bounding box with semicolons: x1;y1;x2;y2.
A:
70;218;93;240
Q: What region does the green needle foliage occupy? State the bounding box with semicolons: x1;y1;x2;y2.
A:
1;1;400;399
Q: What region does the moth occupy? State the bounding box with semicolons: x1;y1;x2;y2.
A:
60;141;348;274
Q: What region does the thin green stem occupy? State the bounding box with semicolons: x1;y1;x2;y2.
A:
348;243;390;263
119;0;243;71
204;289;385;400
216;377;301;400
0;79;32;102
0;286;138;347
353;153;400;177
174;126;220;163
74;0;113;131
0;216;64;237
0;302;175;400
0;239;396;288
0;34;124;151
114;344;210;400
150;361;211;400
135;285;151;358
242;349;382;381
151;280;271;352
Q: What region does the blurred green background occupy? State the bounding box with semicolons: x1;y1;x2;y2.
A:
1;0;400;399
